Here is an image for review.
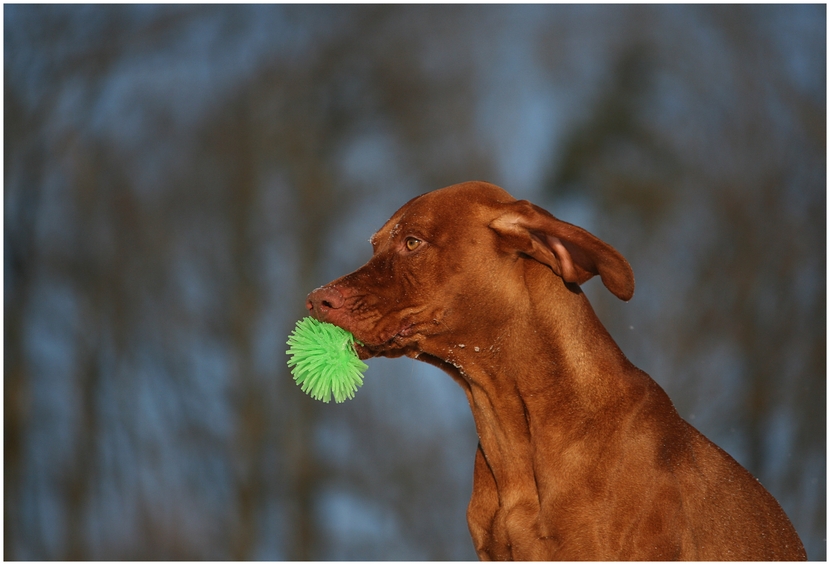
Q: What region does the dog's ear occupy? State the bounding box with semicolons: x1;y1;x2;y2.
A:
489;200;635;301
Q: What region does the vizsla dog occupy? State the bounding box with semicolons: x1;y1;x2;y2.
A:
306;181;806;560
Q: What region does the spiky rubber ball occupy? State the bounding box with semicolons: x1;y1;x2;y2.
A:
286;317;368;403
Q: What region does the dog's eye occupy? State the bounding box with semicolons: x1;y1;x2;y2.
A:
405;237;422;251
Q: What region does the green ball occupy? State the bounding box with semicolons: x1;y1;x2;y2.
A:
286;317;368;403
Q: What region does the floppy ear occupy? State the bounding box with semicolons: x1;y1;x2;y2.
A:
489;200;635;301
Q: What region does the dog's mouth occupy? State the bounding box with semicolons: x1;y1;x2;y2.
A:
352;322;421;360
310;303;430;360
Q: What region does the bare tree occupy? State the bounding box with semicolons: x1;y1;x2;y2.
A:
5;5;823;560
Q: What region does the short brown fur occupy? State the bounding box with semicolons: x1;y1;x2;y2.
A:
306;181;806;560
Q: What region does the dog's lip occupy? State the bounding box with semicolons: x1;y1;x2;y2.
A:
354;339;399;360
353;323;417;359
354;342;375;360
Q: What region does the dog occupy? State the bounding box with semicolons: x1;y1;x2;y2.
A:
306;181;806;560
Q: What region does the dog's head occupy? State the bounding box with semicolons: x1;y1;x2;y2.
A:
306;181;634;360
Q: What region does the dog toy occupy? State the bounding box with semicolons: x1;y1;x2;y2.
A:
286;317;368;403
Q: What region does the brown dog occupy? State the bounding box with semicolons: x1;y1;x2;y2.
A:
306;181;806;560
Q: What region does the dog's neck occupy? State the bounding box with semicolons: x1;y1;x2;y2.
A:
420;270;641;501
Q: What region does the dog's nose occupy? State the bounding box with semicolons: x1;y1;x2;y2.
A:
306;286;345;320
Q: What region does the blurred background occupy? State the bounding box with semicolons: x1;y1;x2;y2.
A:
4;4;825;560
